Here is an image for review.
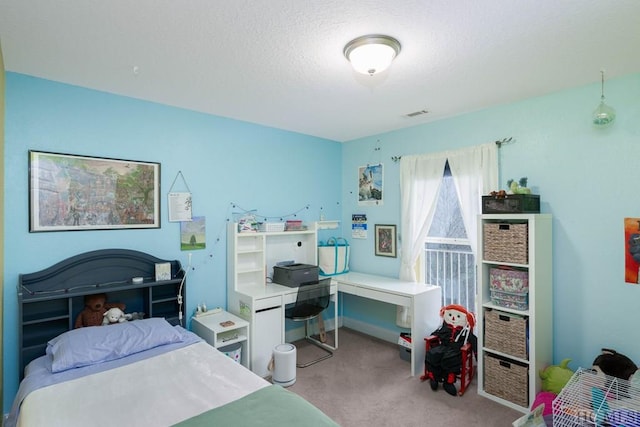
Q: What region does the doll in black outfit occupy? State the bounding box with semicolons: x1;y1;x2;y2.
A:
425;304;477;396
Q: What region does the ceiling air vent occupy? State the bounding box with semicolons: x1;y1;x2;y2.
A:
405;109;429;118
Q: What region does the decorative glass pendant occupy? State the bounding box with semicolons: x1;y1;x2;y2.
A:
592;71;616;127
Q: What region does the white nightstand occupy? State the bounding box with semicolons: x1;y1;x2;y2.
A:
191;310;250;369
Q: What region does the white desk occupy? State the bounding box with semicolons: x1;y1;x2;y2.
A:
228;272;440;379
334;272;442;377
227;282;338;378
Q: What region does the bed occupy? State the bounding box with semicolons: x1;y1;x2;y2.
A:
8;249;339;427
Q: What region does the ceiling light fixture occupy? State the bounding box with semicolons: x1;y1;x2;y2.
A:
592;70;616;127
343;34;401;76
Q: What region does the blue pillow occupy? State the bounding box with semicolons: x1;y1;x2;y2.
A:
46;317;184;373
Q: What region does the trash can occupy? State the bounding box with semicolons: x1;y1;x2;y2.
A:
219;342;242;364
272;343;296;387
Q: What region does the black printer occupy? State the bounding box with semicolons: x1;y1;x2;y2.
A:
272;263;319;287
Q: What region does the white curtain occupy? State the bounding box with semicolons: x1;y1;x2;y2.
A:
399;142;498;282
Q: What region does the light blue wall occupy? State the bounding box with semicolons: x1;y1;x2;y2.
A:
4;70;640;412
341;72;640;373
3;73;342;411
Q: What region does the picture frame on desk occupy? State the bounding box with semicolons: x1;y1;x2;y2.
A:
374;224;397;257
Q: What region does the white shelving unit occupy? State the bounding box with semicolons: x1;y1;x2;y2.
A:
191;310;250;368
476;213;553;413
226;222;326;378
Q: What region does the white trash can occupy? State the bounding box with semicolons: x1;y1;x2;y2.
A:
272;343;296;387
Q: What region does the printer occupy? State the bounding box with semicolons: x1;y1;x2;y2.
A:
272;263;319;287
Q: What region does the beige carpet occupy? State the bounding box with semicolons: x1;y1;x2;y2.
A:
286;327;523;427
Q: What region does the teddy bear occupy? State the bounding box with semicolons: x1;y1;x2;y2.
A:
424;304;477;396
102;307;128;325
74;293;126;328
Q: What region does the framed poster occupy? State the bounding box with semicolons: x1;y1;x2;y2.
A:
358;163;383;206
29;150;160;232
374;224;397;257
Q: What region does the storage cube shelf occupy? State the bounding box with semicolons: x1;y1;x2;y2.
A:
477;214;553;413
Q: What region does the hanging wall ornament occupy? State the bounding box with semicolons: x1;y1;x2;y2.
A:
592;70;616;127
168;171;193;222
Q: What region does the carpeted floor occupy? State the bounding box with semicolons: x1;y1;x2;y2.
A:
285;327;523;427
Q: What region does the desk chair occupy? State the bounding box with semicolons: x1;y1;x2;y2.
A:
285;278;333;367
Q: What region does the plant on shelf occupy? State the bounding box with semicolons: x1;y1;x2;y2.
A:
507;177;531;195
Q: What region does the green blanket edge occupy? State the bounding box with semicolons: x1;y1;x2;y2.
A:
173;384;340;427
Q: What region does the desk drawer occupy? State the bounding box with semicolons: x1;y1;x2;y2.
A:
358;287;411;306
255;296;282;311
339;282;410;305
282;292;297;305
338;282;358;296
283;284;338;305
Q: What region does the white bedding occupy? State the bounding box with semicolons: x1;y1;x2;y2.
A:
17;342;270;427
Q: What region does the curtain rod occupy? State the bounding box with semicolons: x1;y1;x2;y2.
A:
390;137;514;162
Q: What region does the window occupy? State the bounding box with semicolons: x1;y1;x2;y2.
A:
424;161;476;311
398;142;496;313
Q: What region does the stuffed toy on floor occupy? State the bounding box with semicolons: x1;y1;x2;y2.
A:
424;304;477;396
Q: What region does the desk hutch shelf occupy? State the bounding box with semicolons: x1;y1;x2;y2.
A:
227;222;321;377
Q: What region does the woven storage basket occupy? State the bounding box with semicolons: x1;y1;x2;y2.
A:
483;222;528;264
483;309;528;359
484;353;529;407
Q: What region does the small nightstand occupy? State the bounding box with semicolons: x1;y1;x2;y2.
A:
191;310;250;369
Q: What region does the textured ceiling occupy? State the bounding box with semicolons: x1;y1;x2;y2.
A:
1;0;639;142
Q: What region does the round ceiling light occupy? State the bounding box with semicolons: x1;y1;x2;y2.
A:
343;34;401;76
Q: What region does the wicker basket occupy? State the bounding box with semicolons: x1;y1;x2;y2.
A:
484;353;529;407
483;309;528;359
483;222;528;264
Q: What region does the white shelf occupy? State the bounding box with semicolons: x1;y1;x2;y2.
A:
316;220;340;230
227;222;319;377
476;213;553;413
191;310;250;368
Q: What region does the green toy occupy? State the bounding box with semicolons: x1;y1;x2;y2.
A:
539;358;574;394
506;177;532;195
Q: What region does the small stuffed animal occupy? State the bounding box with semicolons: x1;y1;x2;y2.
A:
74;293;126;328
424;304;477;396
125;312;145;321
103;307;128;325
540;358;574;394
592;348;638;380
